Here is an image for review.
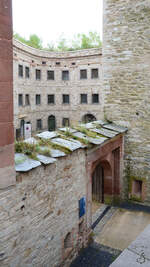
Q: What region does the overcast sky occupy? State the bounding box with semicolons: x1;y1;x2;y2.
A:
12;0;103;46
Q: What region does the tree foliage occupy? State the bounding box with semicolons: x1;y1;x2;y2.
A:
14;31;102;51
13;33;43;49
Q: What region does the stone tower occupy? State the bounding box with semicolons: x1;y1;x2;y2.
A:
103;0;150;201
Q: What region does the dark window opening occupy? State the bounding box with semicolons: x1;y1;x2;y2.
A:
63;94;69;104
62;118;70;127
32;60;34;63
80;69;87;79
62;70;69;81
81;94;87;104
47;70;54;80
36;94;41;105
36;69;41;80
72;62;76;65
82;114;96;123
36;119;42;131
48;94;55;104
16;128;21;141
18;94;23;106
25;94;30;106
64;233;72;249
92;94;99;104
56;62;60;66
42;61;46;65
91;68;99;79
25;66;30;78
132;180;143;199
18;65;23;77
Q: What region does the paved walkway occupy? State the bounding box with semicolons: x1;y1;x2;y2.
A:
70;242;121;267
94;208;150;250
71;203;150;266
110;224;150;266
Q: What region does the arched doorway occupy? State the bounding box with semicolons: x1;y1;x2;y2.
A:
48;115;56;131
82;113;96;123
92;163;104;203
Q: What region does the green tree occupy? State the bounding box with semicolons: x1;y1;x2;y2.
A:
27;34;43;49
14;31;102;51
13;33;28;45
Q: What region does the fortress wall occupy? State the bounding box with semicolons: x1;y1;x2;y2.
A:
103;0;150;201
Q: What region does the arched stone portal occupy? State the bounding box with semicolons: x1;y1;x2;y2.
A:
82;114;96;123
92;160;112;204
48;115;56;131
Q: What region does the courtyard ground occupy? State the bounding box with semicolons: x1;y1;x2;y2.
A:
71;203;150;267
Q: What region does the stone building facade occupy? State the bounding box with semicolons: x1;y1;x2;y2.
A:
0;0;15;188
13;40;103;137
103;0;150;202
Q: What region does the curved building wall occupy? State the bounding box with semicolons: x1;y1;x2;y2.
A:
13;39;103;135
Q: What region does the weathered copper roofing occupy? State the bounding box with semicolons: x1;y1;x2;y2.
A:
15;121;127;172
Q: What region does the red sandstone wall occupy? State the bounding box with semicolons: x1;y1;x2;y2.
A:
0;0;15;187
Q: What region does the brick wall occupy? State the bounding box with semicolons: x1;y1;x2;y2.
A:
0;0;15;188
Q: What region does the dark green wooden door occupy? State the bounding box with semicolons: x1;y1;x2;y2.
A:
48;115;56;131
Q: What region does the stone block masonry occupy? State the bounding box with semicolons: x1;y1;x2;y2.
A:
103;0;150;201
0;0;16;188
0;120;125;266
0;150;90;267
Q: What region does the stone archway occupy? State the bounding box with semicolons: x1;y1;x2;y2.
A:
48;115;56;131
92;160;113;204
82;114;96;123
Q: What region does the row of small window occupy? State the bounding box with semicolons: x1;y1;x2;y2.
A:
18;65;99;80
36;118;70;131
18;93;99;106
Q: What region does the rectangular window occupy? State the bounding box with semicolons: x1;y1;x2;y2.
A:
48;94;55;104
47;70;54;80
56;62;60;66
36;94;41;105
36;119;42;131
36;69;41;80
18;94;23;106
25;66;30;78
25;94;30;106
91;68;99;79
92;94;99;104
63;94;69;104
62;118;70;127
62;70;69;81
18;64;23;77
80;69;87;79
81;94;87;104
